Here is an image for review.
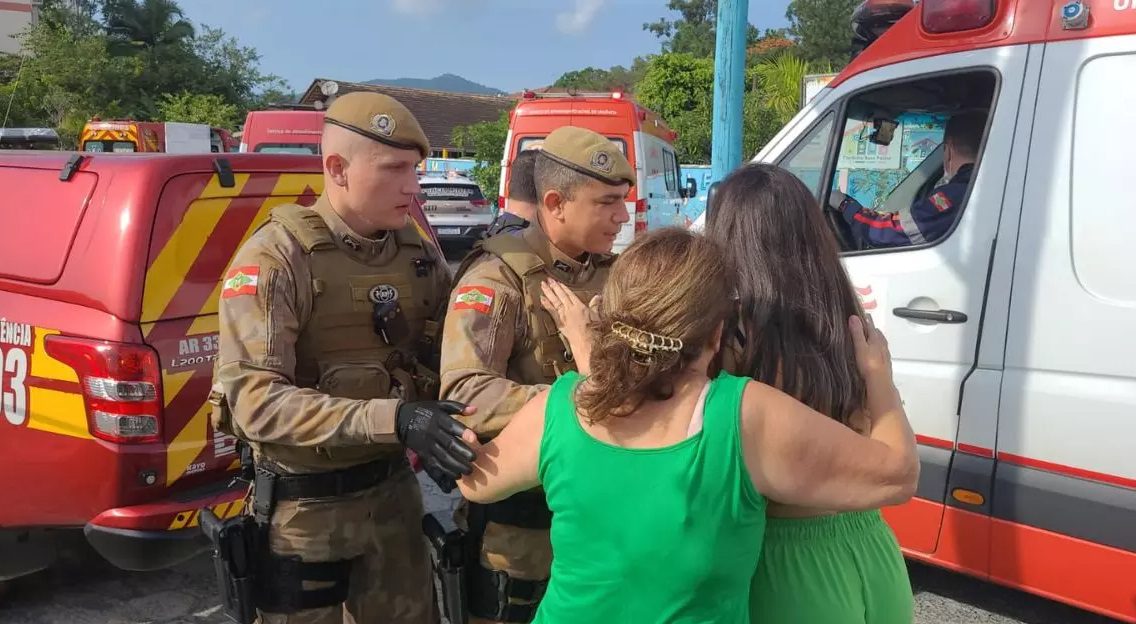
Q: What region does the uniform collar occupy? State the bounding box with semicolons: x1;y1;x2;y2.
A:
493;212;529;230
313;195;398;265
951;163;975;185
522;222;594;284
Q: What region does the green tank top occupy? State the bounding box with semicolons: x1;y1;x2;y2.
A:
534;370;766;623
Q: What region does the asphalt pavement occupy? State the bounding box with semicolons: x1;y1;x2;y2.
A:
0;475;1120;624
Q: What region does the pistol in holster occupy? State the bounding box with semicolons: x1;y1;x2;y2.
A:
200;459;278;624
423;514;468;624
200;506;262;624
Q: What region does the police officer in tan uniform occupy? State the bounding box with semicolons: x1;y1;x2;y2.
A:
439;126;634;623
212;91;476;624
486;149;540;238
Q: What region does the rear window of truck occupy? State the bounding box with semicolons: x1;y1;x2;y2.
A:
0;167;97;284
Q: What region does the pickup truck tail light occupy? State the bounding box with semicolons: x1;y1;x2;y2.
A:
44;336;163;444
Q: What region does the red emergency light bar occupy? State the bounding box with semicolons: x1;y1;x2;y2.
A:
521;90;629;101
922;0;996;33
852;0;916;56
851;0;997;58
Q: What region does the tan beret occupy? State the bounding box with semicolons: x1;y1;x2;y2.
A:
324;91;430;158
539;126;635;187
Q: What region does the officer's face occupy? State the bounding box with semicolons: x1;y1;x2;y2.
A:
546;179;631;255
345;143;423;234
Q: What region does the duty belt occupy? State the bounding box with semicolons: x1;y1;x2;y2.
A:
259;455;407;502
482;489;552;530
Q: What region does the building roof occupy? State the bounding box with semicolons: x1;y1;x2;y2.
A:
299;78;516;153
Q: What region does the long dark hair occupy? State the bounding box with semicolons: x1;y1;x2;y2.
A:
705;163;866;426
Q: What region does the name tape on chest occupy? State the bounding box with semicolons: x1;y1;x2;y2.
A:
222;266;260;299
453;286;496;314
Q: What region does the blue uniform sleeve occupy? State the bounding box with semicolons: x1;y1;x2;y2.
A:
839;195;913;247
840;183;964;248
907;188;960;243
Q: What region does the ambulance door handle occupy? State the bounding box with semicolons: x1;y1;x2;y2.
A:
892;307;968;324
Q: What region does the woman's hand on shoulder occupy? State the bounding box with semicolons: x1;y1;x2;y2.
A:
541;279;598;374
850;314;893;388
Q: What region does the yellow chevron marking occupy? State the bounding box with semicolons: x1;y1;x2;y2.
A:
26;388;91;439
162;370;194;407
166;399;210;486
29;328;78;382
141;174;252;324
168;511;193;530
187;313;220;338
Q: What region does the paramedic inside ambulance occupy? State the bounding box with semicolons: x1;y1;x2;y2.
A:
829;111;986;248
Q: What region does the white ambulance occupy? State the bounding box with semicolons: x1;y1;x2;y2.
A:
696;0;1136;620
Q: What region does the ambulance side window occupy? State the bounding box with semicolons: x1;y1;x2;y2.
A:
663;148;678;192
780;113;836;199
816;70;997;253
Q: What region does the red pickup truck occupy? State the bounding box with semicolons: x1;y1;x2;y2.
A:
0;151;442;581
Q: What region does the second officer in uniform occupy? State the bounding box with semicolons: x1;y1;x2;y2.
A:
440;126;634;623
486;148;540;237
212;91;475;624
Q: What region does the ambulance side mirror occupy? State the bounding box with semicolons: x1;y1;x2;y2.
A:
683;177;698;199
705;181;722;219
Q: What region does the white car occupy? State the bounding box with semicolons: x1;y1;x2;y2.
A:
418;172;493;245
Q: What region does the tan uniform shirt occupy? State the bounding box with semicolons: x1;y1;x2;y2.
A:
439;225;604;437
216;196;449;451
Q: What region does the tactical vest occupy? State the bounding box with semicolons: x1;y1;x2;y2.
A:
454;234;613;385
217;204;446;472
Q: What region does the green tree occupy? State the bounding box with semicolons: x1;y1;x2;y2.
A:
752;53;811;121
785;0;858;66
636;53;715;124
0;14;125;145
742;89;784;158
103;0;195;57
452;111;510;205
552;56;653;94
191;25;288;111
37;0;102;37
747;28;797;65
0;0;286;140
157;91;240;128
554;67;616;91
635;53;716;163
644;0;759;57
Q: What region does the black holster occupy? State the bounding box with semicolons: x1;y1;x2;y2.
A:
464;491;552;623
202;455;399;619
200;507;261;624
424;514;467;624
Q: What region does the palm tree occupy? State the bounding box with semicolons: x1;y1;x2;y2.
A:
753;53;814;124
104;0;195;57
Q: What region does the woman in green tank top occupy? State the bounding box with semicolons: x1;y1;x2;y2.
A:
706;163;916;624
456;228;918;623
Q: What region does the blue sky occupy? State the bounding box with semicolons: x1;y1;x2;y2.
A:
176;0;791;94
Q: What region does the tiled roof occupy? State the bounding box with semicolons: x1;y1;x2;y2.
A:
299;78;516;152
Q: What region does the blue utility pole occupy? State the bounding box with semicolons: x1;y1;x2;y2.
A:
710;0;750;184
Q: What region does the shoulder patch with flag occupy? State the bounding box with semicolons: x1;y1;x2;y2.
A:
929;192;953;212
453;286;496;314
222;266;260;299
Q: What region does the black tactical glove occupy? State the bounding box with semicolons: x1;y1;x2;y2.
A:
423;459;459;494
397;400;476;492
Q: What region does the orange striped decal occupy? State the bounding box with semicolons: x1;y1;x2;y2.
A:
167;497;247;530
80;127;138;145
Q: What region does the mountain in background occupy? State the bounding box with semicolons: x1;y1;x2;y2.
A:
364;73;505;95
